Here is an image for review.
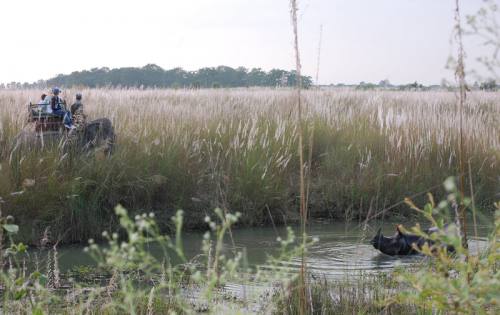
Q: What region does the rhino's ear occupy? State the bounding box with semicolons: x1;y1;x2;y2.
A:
396;225;404;236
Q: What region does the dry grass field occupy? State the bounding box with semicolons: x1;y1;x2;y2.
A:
0;88;499;243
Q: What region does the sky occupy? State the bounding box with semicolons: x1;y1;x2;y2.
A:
0;0;489;85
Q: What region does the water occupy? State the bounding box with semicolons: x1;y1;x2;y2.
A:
38;220;489;311
54;220;490;278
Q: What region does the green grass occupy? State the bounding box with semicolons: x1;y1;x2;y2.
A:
0;88;499;243
272;274;420;315
0;195;497;314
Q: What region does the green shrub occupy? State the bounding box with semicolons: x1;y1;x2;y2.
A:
394;178;500;314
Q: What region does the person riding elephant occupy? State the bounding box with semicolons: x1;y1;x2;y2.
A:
71;93;86;130
48;87;75;129
35;93;52;114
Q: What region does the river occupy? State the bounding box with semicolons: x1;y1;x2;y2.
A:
53;220;490;277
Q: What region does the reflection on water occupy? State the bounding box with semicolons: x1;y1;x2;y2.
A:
42;220;490;307
292;234;487;279
55;220;490;281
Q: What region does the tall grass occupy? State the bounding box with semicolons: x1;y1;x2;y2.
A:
0;88;499;243
273;274;418;315
455;0;469;249
289;1;309;314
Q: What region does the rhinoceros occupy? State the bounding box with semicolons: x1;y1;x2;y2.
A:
370;225;454;256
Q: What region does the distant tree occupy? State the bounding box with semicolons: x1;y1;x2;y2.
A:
43;64;312;89
301;75;313;89
356;81;377;90
480;79;497;91
191;81;201;89
378;79;391;88
247;68;266;86
279;72;289;87
7;82;22;89
267;69;287;87
235;67;248;86
400;81;424;91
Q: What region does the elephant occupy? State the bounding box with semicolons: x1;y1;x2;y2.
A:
11;117;115;155
75;117;116;154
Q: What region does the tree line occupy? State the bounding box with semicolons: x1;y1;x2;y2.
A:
0;64;313;89
331;79;499;91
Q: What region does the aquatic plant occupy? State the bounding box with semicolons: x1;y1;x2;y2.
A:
272;178;499;314
272;273;418;315
393;178;500;314
0;204;311;314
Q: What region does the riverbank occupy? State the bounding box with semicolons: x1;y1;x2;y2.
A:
2;203;497;314
1;89;499;244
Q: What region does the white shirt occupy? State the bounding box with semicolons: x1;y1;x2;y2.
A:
37;98;52;113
